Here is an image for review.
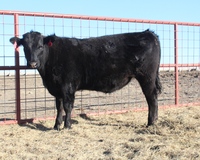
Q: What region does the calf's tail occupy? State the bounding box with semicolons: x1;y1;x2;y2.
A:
155;69;162;95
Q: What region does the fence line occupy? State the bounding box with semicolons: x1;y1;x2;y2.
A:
0;10;199;125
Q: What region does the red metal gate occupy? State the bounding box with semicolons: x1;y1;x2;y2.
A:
0;10;199;125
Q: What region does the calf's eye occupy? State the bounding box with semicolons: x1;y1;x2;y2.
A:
38;46;43;49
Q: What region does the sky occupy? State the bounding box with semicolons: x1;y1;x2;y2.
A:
1;0;200;23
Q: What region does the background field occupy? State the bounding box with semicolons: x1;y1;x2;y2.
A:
0;70;199;121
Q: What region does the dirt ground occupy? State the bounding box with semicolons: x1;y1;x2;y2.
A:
0;106;199;160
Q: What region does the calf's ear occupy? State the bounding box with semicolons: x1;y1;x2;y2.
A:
10;37;23;46
43;35;56;47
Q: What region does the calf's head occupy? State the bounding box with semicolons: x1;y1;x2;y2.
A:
10;31;55;69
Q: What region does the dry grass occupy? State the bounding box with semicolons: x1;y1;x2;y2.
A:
0;106;200;160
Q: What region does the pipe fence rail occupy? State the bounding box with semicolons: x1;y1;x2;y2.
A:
0;10;199;125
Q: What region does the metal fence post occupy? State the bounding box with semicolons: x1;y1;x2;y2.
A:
14;13;21;123
174;23;179;105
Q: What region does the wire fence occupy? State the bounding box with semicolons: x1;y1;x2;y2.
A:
0;10;199;124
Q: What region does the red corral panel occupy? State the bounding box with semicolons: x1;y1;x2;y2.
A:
0;10;199;125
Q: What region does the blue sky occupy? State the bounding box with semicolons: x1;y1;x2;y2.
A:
1;0;200;23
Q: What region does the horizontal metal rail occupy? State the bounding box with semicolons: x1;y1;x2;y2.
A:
1;10;200;26
0;63;199;70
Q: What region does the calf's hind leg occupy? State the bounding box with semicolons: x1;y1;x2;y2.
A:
136;75;158;126
145;92;158;126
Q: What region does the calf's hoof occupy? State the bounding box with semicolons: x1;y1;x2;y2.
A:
54;124;61;131
64;125;71;130
147;119;158;127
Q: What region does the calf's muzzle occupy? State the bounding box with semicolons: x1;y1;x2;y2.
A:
29;62;38;69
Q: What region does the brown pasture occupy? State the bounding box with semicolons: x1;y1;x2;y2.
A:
0;106;199;160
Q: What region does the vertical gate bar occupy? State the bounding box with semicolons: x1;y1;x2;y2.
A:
14;13;21;123
174;23;179;105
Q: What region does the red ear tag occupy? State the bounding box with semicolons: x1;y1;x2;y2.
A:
48;41;53;47
14;41;18;49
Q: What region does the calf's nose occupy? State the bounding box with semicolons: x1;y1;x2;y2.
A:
30;62;38;68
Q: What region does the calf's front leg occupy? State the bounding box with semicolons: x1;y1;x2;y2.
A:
62;84;75;129
63;100;74;129
54;98;63;130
